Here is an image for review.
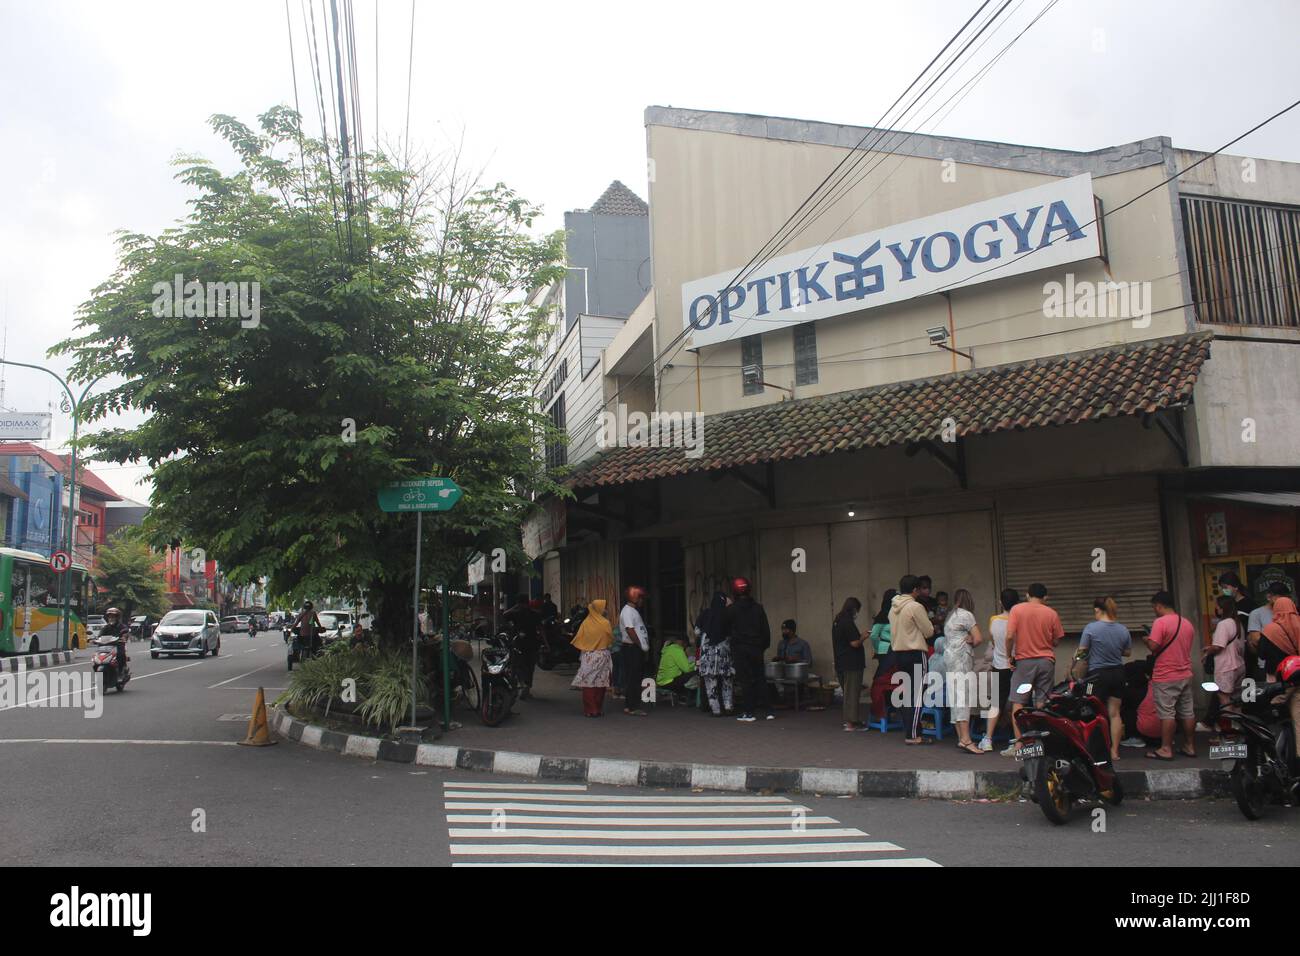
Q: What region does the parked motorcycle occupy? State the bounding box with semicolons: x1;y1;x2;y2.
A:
479;631;520;726
1207;664;1300;820
91;634;132;693
536;609;582;671
1014;677;1123;824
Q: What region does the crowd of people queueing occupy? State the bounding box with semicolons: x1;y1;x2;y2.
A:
560;569;1300;763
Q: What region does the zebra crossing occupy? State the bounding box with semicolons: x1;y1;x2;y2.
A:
443;781;941;866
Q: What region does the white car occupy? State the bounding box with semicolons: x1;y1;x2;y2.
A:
317;611;354;643
151;610;222;658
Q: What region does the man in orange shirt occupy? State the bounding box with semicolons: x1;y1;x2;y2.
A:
1003;582;1065;756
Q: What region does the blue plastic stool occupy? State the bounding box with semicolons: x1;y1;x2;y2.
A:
920;706;949;740
867;707;904;732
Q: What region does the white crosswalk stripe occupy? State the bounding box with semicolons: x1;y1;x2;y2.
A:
441;781;940;866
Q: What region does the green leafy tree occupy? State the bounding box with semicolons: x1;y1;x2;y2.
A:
96;531;170;621
53;109;565;636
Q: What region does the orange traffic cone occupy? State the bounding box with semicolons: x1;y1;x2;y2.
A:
238;687;278;747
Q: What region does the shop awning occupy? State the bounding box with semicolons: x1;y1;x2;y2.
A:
0;475;29;501
1196;492;1300;510
565;331;1212;490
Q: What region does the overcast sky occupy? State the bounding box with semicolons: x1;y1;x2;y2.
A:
1;0;1297;501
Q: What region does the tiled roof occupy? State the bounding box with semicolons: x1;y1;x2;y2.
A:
589;180;648;216
0;442;123;500
565;332;1213;490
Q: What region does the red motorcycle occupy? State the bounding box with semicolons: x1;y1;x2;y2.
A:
1014;677;1123;824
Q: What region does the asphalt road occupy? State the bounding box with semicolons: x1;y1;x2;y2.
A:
2;632;1298;867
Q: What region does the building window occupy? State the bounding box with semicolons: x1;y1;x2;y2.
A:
544;393;567;469
741;334;764;396
794;323;819;385
1182;195;1300;328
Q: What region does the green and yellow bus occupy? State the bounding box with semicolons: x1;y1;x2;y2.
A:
0;547;98;654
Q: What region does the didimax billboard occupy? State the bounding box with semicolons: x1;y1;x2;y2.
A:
681;173;1103;348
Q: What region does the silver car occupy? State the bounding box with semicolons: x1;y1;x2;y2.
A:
151;610;222;658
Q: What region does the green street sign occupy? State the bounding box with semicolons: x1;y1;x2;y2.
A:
377;477;463;513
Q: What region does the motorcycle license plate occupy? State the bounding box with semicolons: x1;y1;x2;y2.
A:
1209;742;1247;760
1016;741;1044;760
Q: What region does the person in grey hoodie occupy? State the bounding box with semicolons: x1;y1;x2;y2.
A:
889;574;935;743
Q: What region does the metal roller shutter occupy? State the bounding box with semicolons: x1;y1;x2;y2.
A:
999;500;1166;633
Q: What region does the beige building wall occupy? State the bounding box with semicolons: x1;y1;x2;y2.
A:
646;119;1189;417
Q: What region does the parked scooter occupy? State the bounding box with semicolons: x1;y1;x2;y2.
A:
91;633;132;693
1207;656;1300;819
536;607;582;671
1014;677;1124;824
479;631;520;726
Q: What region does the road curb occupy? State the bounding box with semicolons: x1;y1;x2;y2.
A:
267;705;1231;800
1;650;75;673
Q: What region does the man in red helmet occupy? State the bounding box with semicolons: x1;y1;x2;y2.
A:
1256;595;1300;758
619;586;651;715
724;577;773;722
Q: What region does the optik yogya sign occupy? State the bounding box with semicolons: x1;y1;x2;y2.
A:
681;174;1102;348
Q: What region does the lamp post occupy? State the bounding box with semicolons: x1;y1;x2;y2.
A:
0;359;108;651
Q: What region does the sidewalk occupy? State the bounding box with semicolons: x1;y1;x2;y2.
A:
445;665;1220;774
272;664;1228;800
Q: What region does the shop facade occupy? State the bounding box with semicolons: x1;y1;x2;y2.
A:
536;107;1300;676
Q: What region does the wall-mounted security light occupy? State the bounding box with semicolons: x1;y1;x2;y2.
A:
926;325;972;363
741;363;793;397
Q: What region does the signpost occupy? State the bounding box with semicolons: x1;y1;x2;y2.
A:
50;550;71;573
377;478;463;734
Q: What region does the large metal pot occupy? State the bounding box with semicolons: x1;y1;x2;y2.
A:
783;662;810;683
765;660;784;680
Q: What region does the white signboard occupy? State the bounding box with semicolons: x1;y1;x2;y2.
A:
0;412;52;440
681;174;1102;348
467;553;487;587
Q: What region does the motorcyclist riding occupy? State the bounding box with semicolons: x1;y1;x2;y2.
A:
294;601;323;658
248;616;257;638
99;607;128;675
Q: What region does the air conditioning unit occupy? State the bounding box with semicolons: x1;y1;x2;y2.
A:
741;364;762;385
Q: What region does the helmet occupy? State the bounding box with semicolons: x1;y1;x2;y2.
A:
104;607;121;618
1278;656;1300;687
303;601;314;610
731;577;751;597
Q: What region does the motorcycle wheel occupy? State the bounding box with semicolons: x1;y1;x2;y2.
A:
1231;760;1266;820
1035;761;1073;825
480;684;512;727
536;643;555;671
151;652;159;659
1104;774;1124;806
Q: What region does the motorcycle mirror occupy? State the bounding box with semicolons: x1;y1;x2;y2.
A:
1201;681;1220;693
1016;683;1033;695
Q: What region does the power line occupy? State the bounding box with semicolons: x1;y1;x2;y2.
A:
595;1;1010;426
667;0;1059;356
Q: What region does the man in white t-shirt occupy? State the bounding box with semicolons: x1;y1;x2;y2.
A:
979;588;1019;752
619;587;651;716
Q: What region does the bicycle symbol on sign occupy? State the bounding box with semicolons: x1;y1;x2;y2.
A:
402;490;427;503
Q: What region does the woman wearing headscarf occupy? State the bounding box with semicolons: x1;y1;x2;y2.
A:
696;591;734;716
1258;595;1300;757
570;599;614;717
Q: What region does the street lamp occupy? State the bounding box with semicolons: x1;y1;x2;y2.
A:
0;358;108;651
